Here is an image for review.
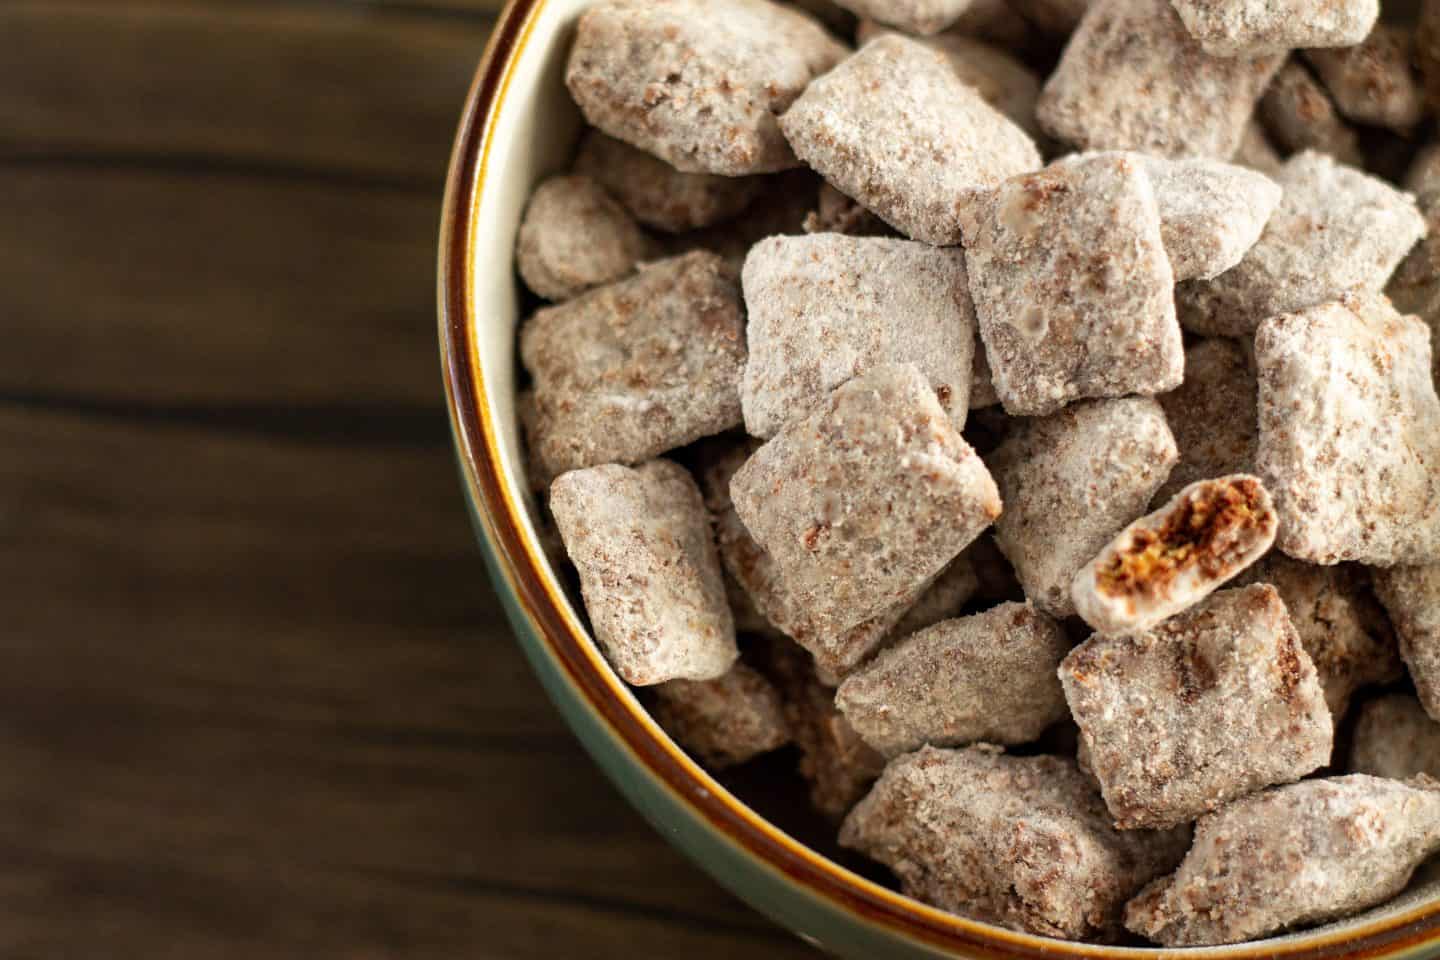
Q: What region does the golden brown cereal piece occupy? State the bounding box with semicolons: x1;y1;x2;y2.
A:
779;35;1042;245
1258;60;1363;167
832;0;978;34
1238;555;1399;723
741;234;976;438
1351;694;1440;780
1125;775;1440;946
1036;0;1282;160
989;397;1177;617
573;130;761;233
1231;119;1284;177
731;363;1002;650
1304;25;1423;132
1154;339;1258;506
964;154;1182;416
551;461;738;685
653;662;791;767
1373;563;1440;722
520;251;746;477
1178;152;1425;338
515;174;656;301
1061;584;1333;830
836;603;1070;757
1255;292;1440;566
565;0;848;176
1168;0;1378;57
840;746;1191;940
1072;476;1278;636
1386;194;1440;391
802;182;895;237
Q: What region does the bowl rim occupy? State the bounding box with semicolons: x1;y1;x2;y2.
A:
437;3;1440;956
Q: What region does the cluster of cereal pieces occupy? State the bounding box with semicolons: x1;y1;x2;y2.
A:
514;0;1440;946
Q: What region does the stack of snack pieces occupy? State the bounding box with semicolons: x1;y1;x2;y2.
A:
516;0;1440;945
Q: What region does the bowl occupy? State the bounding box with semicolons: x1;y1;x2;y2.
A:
436;3;1440;956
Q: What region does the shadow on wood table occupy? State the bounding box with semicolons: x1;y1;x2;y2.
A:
0;3;820;956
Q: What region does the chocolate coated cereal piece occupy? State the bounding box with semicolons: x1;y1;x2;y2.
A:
741;234;975;438
1125;775;1440;946
990;398;1177;617
840;746;1191;940
1072;476;1278;636
1258;61;1363;167
551;461;738;685
1231;119;1284;176
520;251;746;477
1351;694;1440;780
1373;564;1440;722
779;35;1041;245
1061;584;1333;830
1139;155;1281;281
836;603;1070;757
516;174;656;301
565;0;848;176
653;662;791;767
1178;151;1425;337
832;0;978;34
1304;25;1423;131
731;363;1002;646
1168;0;1378;58
1036;0;1282;160
964;154;1182;416
1386;194;1440;390
1154;339;1258;506
573;130;761;233
1255;292;1440;566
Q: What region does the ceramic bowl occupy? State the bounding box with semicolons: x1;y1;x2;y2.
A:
437;2;1440;955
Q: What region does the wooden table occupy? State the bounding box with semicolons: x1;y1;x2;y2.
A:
0;4;819;955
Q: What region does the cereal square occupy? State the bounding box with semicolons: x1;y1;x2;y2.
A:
653;662;790;767
1373;563;1440;722
1154;339;1258;505
1138;155;1281;281
1350;694;1440;781
1169;0;1378;57
1304;26;1423;132
833;0;978;35
516;174;656;301
1258;60;1362;167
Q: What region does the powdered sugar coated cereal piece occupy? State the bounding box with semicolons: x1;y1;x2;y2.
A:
1061;584;1332;830
964;153;1182;416
1178;151;1425;338
832;0;978;34
802;182;894;237
1072;476;1277;636
520;251;746;477
516;174;656;301
1140;155;1281;281
741;234;975;439
989;397;1177;617
1304;25;1423;132
779;35;1041;245
565;0;848;176
1255;291;1440;566
1373;564;1440;723
653;662;790;767
551;461;738;685
1351;694;1440;781
1168;0;1378;57
1036;0;1282;160
836;603;1069;757
1231;119;1284;176
1154;339;1258;506
1125;775;1440;945
731;363;1001;645
670;169;818;267
840;746;1191;940
1258;60;1363;167
1386;194;1440;391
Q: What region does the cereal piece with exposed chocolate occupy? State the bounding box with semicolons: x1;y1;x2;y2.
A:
1351;695;1440;780
1140;155;1281;281
1125;775;1440;945
836;603;1070;757
741;234;975;438
832;0;978;34
1304;25;1423;132
964;154;1182;416
1231;120;1284;176
779;35;1041;245
1168;0;1378;58
1061;584;1333;830
730;363;1002;648
1386;195;1440;391
1255;291;1440;566
840;746;1191;940
516;174;656;301
520;251;746;476
1373;564;1440;722
989;397;1177;617
551;461;738;685
1258;61;1363;167
1072;476;1278;636
1154;339;1258;505
565;0;848;176
1036;0;1282;160
573;130;761;233
1178;152;1425;337
653;662;790;767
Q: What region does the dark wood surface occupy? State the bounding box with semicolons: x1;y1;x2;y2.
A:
0;4;819;956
